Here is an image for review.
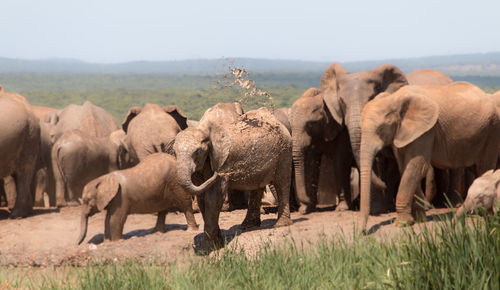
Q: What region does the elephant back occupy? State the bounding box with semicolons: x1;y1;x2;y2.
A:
52;102;118;141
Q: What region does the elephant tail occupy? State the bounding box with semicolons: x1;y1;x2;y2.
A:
52;145;67;184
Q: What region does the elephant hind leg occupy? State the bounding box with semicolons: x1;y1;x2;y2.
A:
184;207;199;231
241;189;263;230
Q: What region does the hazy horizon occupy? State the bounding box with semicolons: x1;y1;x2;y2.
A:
2;0;500;63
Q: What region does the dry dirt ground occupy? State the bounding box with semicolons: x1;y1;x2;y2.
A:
0;206;453;267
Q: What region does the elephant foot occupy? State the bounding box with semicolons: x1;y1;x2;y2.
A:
394;213;415;227
299;203;315;215
335;201;349;212
9;207;32;219
197;232;224;254
152;225;166;233
274;216;292;228
56;200;67;208
241;218;261;231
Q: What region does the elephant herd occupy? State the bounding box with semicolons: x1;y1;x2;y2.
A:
1;62;500;250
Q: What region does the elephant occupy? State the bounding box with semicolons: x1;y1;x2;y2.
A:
291;88;354;213
174;103;292;249
77;153;198;244
406;69;453;86
406;69;468;208
359;82;500;230
454;169;500;220
0;86;40;218
45;101;119;142
31;106;57;207
121;104;189;163
292;63;408;215
52;129;131;206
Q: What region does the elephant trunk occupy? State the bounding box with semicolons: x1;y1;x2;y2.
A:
77;205;91;245
292;146;310;206
176;160;218;195
346;112;386;191
359;136;381;232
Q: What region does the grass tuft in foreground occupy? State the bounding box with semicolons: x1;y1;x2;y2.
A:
1;213;499;289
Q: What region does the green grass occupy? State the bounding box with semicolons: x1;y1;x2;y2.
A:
1;214;499;289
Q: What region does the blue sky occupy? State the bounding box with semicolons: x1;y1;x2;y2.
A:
2;0;499;63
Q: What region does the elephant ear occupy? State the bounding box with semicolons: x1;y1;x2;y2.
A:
96;174;121;211
121;106;142;133
371;64;409;95
394;93;439;148
320;62;347;125
164;105;188;130
209;127;231;170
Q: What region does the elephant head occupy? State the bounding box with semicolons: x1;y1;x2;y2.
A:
291;88;344;208
359;91;439;230
321;62;408;170
173;102;244;196
77;175;121;244
173;128;219;196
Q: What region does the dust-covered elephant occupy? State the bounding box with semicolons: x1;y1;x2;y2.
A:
174;103;292;250
360;82;500;230
0;86;40;218
77;153;198;244
121;104;188;163
52;129;131;206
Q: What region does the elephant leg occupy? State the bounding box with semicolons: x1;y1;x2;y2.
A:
10;171;35;218
184;207;199;231
4;176;16;210
201;180;224;250
395;155;429;226
412;187;427;222
34;168;47;207
104;211;112;240
153;210;167;233
107;205;128;241
241;189;263;230
424;166;436;204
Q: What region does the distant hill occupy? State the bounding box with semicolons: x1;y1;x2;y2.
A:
1;52;500;76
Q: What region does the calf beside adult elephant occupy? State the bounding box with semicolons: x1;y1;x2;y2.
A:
174;103;292;250
359;82;500;230
0;86;40;218
77;153;198;244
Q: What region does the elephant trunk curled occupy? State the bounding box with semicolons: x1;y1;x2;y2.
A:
176;158;219;195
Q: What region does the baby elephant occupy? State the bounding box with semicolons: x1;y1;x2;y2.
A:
454;169;500;220
77;153;198;244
